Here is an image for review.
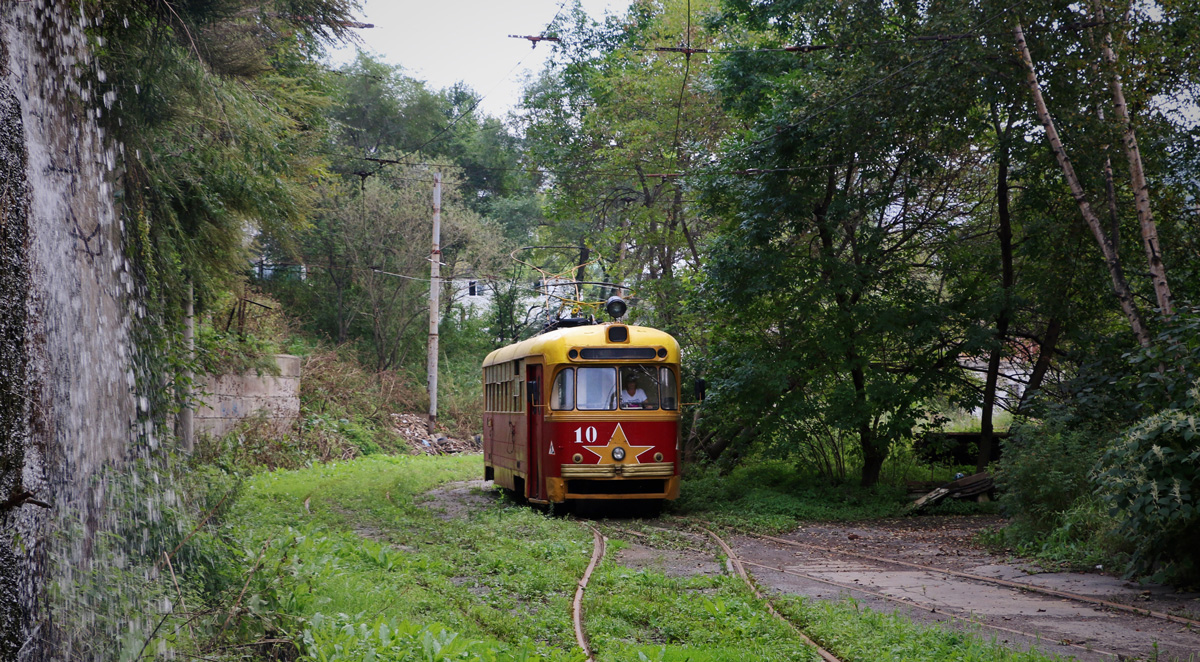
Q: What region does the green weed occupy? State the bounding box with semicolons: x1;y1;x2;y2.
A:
674;461;995;532
212;455;1067;662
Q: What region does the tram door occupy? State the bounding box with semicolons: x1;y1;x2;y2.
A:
526;364;545;500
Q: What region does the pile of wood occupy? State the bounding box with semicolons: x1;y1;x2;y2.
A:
389;413;482;455
906;472;995;512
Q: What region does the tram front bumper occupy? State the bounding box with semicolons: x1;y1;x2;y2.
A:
547;470;681;502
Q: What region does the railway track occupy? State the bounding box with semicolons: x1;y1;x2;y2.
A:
590;520;1199;660
702;527;844;662
614;522;1200;660
728;541;1122;659
744;531;1200;630
573;525;606;662
589;522;843;661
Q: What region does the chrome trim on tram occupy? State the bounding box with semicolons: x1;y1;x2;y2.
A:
560;462;675;479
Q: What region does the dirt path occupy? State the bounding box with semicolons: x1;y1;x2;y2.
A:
422;485;1200;660
731;517;1200;661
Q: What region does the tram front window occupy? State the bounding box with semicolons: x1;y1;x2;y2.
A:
568;366;679;411
577;367;617;410
619;365;677;410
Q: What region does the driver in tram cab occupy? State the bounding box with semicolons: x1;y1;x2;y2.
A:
620;377;648;408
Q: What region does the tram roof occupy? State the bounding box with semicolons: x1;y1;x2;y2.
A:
483;323;680;368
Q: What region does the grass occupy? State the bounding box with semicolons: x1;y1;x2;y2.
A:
203;454;1060;662
226;454;819;661
942;408;1014;433
673;460;999;533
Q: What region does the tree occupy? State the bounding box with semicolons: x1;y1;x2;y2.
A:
94;0;360;317
295;164;506;372
701;0;1055;484
521;0;729;340
1015;18;1153;347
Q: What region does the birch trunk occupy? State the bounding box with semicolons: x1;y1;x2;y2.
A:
1098;22;1173;316
1014;20;1151;347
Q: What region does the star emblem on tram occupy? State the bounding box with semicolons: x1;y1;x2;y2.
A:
584;423;654;465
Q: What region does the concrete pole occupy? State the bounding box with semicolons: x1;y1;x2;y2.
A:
180;281;195;453
427;173;441;435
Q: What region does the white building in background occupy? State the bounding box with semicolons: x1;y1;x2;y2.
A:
446;277;493;315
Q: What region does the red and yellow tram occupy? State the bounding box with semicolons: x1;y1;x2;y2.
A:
482;322;682;509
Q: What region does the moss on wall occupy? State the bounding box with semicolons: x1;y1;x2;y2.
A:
0;36;32;658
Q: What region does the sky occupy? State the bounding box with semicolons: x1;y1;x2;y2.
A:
328;0;633;118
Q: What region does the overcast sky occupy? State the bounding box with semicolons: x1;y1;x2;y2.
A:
328;0;632;118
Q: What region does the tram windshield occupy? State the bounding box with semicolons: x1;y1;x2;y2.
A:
551;365;677;411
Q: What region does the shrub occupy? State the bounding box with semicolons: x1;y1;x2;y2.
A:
996;416;1111;534
1095;380;1200;583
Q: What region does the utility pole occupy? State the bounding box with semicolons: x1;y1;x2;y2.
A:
427;173;441;435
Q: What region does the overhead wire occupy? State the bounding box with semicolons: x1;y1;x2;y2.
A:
348;153;914;181
406;0;575;157
301;261;628;321
628;18;1121;56
668;0;693;156
336;0;1111;187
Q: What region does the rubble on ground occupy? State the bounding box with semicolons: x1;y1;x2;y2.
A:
390;413;482;455
906;472;995;512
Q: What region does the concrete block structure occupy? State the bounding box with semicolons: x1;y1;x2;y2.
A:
195;354;301;437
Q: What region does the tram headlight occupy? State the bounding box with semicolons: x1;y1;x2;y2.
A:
605;296;627;319
611;447;626;461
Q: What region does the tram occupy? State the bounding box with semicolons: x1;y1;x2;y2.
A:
482;310;682;510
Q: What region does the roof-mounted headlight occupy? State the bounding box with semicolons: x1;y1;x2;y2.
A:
605;296;627;320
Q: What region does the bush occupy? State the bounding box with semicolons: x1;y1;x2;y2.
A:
991;415;1129;568
996;416;1110;534
676;461;911;530
1095;380;1200;584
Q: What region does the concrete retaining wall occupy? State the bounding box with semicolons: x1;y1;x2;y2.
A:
196;354;301;437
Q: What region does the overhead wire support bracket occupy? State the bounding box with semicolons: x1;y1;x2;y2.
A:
509;34;561;48
654;46;708;55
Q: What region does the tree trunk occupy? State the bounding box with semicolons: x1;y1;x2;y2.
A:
1018;316;1063;413
1097;20;1173;316
860;427;886;488
1014;20;1151;347
335;283;349;344
851;363;885;487
1103;156;1120;254
977;110;1014;473
576;239;589;301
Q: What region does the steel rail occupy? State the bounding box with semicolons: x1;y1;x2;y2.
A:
573;525;606;662
702;528;843;662
610;524;1121;659
746;532;1200;629
734;556;1119;659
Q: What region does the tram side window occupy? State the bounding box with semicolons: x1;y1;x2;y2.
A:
551;368;574;410
577;367;616;411
484;364;523;413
